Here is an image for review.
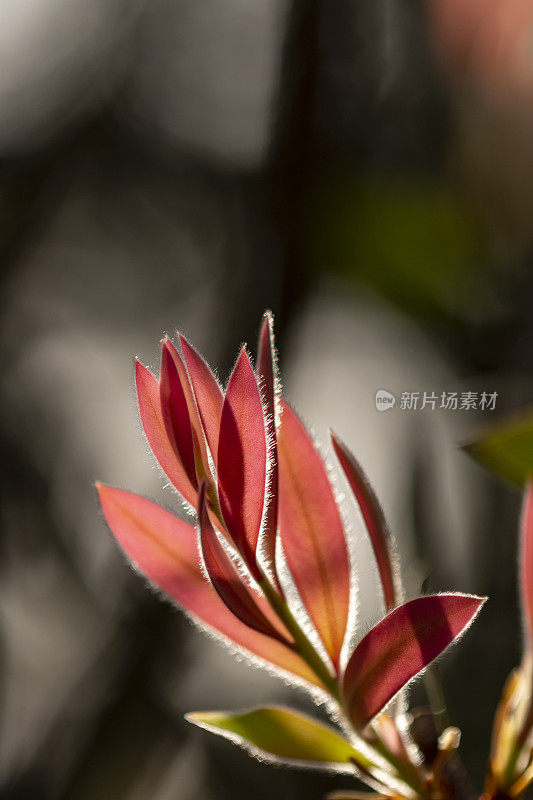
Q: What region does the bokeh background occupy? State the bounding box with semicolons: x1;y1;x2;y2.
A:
1;1;533;798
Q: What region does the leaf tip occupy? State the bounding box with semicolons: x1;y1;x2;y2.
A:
237;342;251;365
134;357;152;380
95;481;110;501
177;332;193;356
184;711;208;727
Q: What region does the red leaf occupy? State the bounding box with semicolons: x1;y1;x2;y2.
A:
520;482;533;644
135;359;197;507
163;337;214;476
198;482;291;644
97;484;320;687
160;342;197;489
277;401;350;671
330;431;399;611
256;312;281;590
179;334;224;467
218;348;267;580
343;594;485;729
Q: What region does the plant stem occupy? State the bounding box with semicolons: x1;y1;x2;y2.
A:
260;574;434;796
424;666;451;732
259;575;341;701
370;727;427;796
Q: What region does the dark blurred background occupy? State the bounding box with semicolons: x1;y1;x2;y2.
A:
1;1;533;798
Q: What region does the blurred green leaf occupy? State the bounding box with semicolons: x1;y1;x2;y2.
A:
187;706;371;770
463;410;533;485
305;172;491;323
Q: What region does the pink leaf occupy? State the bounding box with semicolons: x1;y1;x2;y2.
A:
256;312;281;591
343;593;485;729
520;482;533;645
218;348;267;581
277;401;350;671
163;337;213;476
135;359;197;507
198;482;292;645
160;342;197;489
97;484;321;687
179;334;224;466
330;431;399;611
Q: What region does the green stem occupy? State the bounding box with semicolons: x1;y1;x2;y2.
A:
424;665;451;732
260;572;433;795
259;576;341;701
370;727;426;796
261;575;429;795
206;482;225;528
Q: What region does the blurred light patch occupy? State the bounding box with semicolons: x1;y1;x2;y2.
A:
0;0;141;155
426;0;533;113
119;0;289;169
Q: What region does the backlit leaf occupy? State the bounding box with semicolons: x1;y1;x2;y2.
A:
278;402;350;671
162;337;213;479
187;706;373;771
218;348;267;581
343;594;485;729
135;360;197;507
256;311;281;591
331;431;399;611
179;334;224;466
198;482;292;644
160;341;197;489
97;484;321;687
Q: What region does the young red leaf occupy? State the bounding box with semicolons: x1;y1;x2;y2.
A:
135;359;197;507
218;348;267;581
520;482;533;645
256;312;281;590
343;594;485;730
198;482;292;645
330;431;399;611
163;337;214;477
160;341;197;489
97;484;321;687
179;334;224;466
257;311;277;411
277;401;350;671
